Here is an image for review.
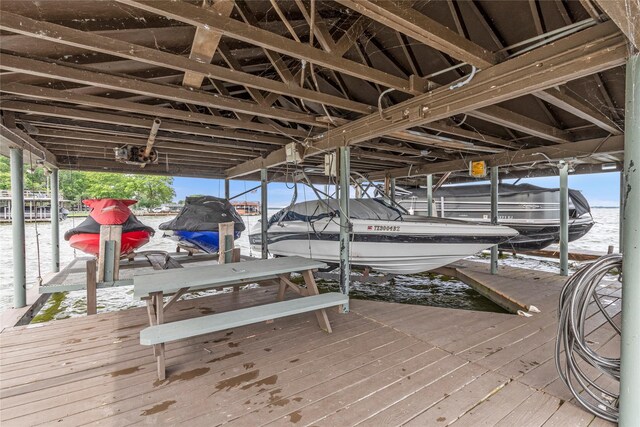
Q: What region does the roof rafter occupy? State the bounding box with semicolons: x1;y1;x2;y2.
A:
0;82;306;139
0;53;322;127
226;21;626;178
468;105;573;144
0;101;288;148
335;0;497;69
0;11;373;116
182;0;235;89
534;88;622;135
593;0;640;50
368;134;624;179
0;112;57;167
115;0;414;93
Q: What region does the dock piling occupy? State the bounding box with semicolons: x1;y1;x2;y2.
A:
619;170;624;252
620;52;640;427
426;174;433;217
490;166;498;275
10;147;26;308
260;169;268;260
339;146;351;312
559;160;569;276
389;177;396;202
50;168;60;273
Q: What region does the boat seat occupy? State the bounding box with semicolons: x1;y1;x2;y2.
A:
140;292;348;345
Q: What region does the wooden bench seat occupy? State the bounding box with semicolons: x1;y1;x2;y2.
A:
140;292;348;345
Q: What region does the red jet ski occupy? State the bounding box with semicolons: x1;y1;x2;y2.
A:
64;199;155;256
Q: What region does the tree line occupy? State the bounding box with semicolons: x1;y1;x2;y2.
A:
0;157;175;209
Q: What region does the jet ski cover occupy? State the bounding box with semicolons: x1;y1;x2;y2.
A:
159;196;246;233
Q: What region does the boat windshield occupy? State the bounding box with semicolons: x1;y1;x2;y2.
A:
269;198;406;227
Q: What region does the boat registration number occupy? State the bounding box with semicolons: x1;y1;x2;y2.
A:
368;225;400;232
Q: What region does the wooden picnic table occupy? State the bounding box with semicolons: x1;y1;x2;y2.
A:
133;256;348;380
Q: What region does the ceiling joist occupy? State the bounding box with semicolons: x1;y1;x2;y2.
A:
227;21;626;178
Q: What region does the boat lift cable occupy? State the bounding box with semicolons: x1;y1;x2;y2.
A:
27;149;44;286
555;254;622;423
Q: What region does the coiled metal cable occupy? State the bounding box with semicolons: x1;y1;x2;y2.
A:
555;254;622;423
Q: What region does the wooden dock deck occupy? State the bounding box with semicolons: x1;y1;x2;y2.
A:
0;261;620;426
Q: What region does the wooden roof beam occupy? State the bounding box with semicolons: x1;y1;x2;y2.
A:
593;0;640;50
226;21;626;177
182;0;235;89
0;112;57;167
534;88;622;135
0;82;303;140
367;134;624;180
57;157;226;179
46;146;239;167
335;0;497;69
115;0;413;93
0;53;321;127
386;131;502;154
468;105;573;144
35;130;258;158
1;101;287;148
422;121;521;149
0;11;372;115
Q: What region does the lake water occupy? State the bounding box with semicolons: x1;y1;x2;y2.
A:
0;207;621;319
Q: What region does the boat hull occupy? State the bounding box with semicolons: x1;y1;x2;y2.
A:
398;184;595;251
250;218;518;274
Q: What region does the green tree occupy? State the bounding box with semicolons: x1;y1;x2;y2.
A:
0;156;48;192
131;175;176;208
0;157;175;208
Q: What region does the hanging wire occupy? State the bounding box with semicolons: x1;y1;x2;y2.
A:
377;88;396;121
556;254;622;423
27;150;44;286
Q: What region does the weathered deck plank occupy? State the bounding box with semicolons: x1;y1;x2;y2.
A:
0;260;621;426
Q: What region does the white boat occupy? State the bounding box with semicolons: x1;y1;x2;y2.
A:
249;198;518;274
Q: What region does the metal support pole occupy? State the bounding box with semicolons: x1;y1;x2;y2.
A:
10;148;26;308
559;161;569;276
224;178;230;200
620;53;640;427
339;146;351;313
50;168;60;273
389;178;396;202
426;174;433;217
619;171;624;252
260;169;268;259
490;167;499;275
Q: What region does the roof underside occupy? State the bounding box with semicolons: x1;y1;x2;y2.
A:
0;0;635;184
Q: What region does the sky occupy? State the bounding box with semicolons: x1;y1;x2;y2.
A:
173;171;622;209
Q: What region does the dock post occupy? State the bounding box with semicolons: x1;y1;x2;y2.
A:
559;161;569;276
619;171;624;252
260;168;268;259
620;53;640;427
50;168;60;273
224;178;230;200
389;178;396;202
10;148;26;308
339;146;351;312
490;166;499;275
426;174;433;216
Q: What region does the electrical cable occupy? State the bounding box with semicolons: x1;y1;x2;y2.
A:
555;254;622;423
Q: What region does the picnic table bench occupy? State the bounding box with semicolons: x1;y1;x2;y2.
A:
133;256;348;380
